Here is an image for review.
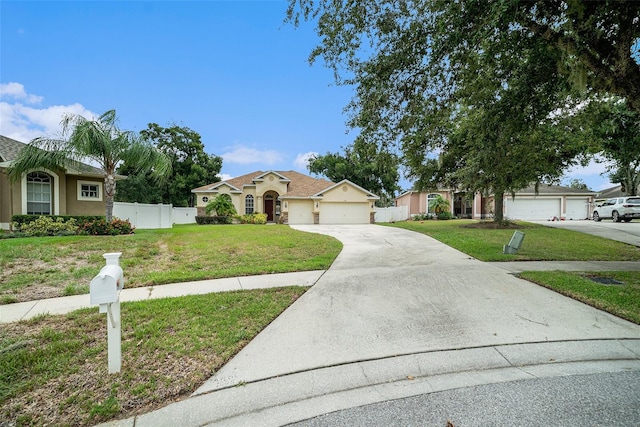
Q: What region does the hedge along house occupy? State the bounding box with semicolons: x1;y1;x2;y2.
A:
191;170;380;224
0;135;111;230
396;184;597;221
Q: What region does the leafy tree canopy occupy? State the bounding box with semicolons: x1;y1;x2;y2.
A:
287;0;639;222
579;98;640;195
116;123;222;207
308;137;400;206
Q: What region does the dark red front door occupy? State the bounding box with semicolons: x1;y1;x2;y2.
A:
265;199;274;221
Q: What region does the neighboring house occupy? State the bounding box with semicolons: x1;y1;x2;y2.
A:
595;184;640;202
396;184;597;221
191;170;379;224
0;135;108;230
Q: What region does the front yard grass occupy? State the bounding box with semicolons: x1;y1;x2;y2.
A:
0;224;342;304
387;219;640;261
1;287;307;426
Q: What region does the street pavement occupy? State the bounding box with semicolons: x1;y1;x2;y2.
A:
529;219;640;247
92;224;640;427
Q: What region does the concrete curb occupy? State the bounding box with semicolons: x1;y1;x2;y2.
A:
103;339;640;427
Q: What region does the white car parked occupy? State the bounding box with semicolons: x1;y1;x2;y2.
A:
592;197;640;222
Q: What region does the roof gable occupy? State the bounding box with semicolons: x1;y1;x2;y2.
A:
313;179;380;199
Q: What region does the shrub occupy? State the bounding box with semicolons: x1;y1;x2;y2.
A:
17;216;78;236
78;218;135;235
238;213;268;224
195;216;233;225
205;195;237;217
437;211;453;220
12;214;103;228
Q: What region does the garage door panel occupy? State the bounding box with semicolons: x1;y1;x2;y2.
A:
505;198;560;221
287;200;314;225
320;202;370;224
565;199;590;220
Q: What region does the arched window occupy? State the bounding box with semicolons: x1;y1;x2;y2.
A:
427;193;439;213
245;195;254;214
26;172;52;215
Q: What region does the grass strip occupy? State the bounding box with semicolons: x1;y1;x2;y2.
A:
519;270;640;324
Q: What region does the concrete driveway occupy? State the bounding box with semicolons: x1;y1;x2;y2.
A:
130;225;640;427
530;219;640;246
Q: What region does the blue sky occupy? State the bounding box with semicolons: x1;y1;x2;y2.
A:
0;0;614;192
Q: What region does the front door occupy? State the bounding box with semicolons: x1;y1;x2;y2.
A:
265;198;274;221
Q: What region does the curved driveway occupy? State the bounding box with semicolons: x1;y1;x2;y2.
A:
133;225;640;427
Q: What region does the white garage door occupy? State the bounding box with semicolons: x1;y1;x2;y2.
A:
505;198;560;221
565;198;590;220
320;202;370;224
287;200;314;225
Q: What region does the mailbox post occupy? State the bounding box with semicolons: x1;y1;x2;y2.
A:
90;252;124;374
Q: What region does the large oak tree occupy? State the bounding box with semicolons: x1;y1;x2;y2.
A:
287;0;640;221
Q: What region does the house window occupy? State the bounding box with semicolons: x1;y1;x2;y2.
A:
26;172;52;215
245;195;254;214
77;180;102;201
427;193;439;213
202;196;209;203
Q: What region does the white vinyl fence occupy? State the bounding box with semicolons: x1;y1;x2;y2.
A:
374;206;409;223
113;202;197;229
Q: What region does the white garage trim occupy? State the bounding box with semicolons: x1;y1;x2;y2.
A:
320;202;370;224
505;197;560;221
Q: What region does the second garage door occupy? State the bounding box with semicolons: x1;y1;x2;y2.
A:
320;202;370;224
505;198;560;221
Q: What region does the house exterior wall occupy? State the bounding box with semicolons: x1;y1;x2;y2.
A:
0;172;12;227
65;176;105;216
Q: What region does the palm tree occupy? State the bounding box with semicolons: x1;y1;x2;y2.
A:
8;109;171;222
429;194;450;215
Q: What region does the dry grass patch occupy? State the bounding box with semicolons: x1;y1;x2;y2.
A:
1;287;307;426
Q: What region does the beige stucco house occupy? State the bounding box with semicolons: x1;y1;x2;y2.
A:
192;170;379;224
396;184;597;221
0;135;107;229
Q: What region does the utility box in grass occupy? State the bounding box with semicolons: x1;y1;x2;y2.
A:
503;230;525;254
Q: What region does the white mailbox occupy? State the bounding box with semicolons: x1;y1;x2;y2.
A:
90;264;124;305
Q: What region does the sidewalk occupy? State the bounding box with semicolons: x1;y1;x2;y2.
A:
0;270;324;323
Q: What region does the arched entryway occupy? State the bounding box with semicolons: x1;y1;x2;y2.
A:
263;191;280;222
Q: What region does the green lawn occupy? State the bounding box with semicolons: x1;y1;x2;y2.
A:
387;219;640;262
0;224;342;304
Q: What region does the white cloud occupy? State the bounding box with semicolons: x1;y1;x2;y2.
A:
217;173;234;181
293;151;318;171
221;145;284;165
563;157;616;191
0;82;97;142
0;82;43;104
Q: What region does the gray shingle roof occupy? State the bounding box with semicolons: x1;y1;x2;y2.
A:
0;134;106;176
192;170;335;198
0;135;26;162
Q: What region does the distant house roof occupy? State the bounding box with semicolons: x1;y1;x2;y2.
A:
0;134;107;177
595;184;640;199
192;170;380;200
192;170;336;198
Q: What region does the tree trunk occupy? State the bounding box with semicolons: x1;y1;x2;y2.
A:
494;190;505;223
105;173;117;222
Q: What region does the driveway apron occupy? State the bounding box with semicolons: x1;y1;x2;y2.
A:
195;225;640;394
